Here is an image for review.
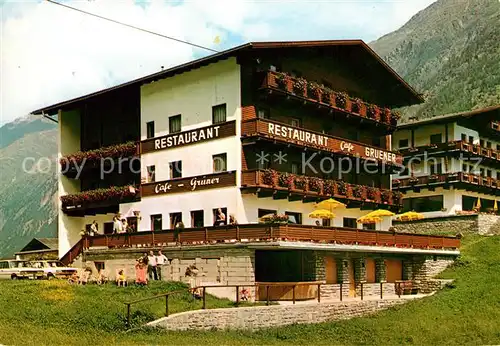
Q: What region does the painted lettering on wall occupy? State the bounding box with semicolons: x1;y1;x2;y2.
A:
190;177;220;191
340;141;354;153
267;123;329;147
364;147;397;163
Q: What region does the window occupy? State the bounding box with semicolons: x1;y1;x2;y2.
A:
169;161;182;179
480;168;485;177
146;121;155;139
487;169;492;178
363;223;376;230
322;219;331;227
151;214;162;231
487;141;492;149
400;165;410;176
169;114;181;133
462;164;468;172
480;139;485;147
430;163;442;175
258;209;276;218
343;217;357;228
285;211;302;224
430;133;442;145
191;210;204;228
95;262;105;272
497;144;500;151
461;134;467;142
212;104;227;124
127;217;138;233
291;162;301;174
213;208;227;226
469;136;474;143
398;139;409;148
147;165;156;183
403;195;443;212
103;222;114;235
257;108;270;119
213;153;227;173
170;212;182;229
290;118;301;128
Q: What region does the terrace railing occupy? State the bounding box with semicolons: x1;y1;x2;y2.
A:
393;172;500;191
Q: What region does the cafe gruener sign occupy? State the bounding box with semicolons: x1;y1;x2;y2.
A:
141;171;237;197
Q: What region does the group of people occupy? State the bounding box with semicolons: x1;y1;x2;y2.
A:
134;250;169;285
113;214;136;234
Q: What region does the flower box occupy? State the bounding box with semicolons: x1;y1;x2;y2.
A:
337;181;347;195
278;172;294;188
275;72;288;90
294;176;308;190
352;185;365;199
351;98;363;114
262;169;277;186
335;92;348;110
60;141;138;169
323;180;335;196
309;177;322;193
307;82;322;101
61;185;139;208
292;78;307;96
381;190;392;203
366;186;377;200
367;104;378;120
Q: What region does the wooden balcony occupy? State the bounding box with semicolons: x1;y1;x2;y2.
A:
241;169;402;209
393;172;500;195
399;140;500;166
60;142;140;178
61;185;141;216
260;71;398;129
81;224;460;252
241;118;402;166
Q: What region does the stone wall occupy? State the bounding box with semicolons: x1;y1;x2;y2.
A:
149;298;414;331
393;214;500;235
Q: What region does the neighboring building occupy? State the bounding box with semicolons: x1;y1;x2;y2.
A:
392;105;500;218
15;238;58;261
32;41;459;299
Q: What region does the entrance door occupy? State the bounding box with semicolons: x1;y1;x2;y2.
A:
385;259;403;282
325;256;337;283
348;260;356;297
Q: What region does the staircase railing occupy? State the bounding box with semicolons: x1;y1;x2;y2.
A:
60;237;84;266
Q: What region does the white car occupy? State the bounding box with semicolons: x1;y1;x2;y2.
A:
0;260;77;280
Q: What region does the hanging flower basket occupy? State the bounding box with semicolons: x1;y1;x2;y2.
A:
309;177;322;193
307;82;321;101
294;176;308;190
337;181;347;195
367;104;378;119
335;92;349;109
275;72;288;90
351;98;363;114
323;180;335;196
292;78;307;96
262;169;277;186
278;172;294;188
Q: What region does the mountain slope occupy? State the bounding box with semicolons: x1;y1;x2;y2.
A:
371;0;500;120
0;123;57;258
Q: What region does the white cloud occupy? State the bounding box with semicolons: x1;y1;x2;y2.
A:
0;0;437;125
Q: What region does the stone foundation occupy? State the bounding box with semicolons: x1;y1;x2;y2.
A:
148;298;417;331
393;214;500;235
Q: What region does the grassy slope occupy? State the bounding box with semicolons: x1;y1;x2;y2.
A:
0;235;499;345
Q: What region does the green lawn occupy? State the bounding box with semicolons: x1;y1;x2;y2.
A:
0;235;499;345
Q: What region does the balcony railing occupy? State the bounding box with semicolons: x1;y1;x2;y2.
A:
399;140;500;164
241;118;402;166
60;141;139;176
60;185;140;213
392;172;500;191
261;71;399;128
241;169;402;207
81;224;460;253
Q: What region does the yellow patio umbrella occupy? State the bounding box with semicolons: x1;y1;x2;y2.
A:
494;200;498;212
315;198;346;212
356;215;382;224
363;209;395;218
308;209;335;219
475;198;481;210
258;213;275;223
395;211;425;222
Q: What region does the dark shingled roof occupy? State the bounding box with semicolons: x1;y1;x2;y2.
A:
31;40;423;115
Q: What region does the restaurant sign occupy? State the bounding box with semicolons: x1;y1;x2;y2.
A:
264;122;400;164
141;171;237;197
141;121;236;154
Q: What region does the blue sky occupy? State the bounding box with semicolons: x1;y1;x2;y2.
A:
0;0;437;124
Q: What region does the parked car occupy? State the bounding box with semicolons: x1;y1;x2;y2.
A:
0;259;76;280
